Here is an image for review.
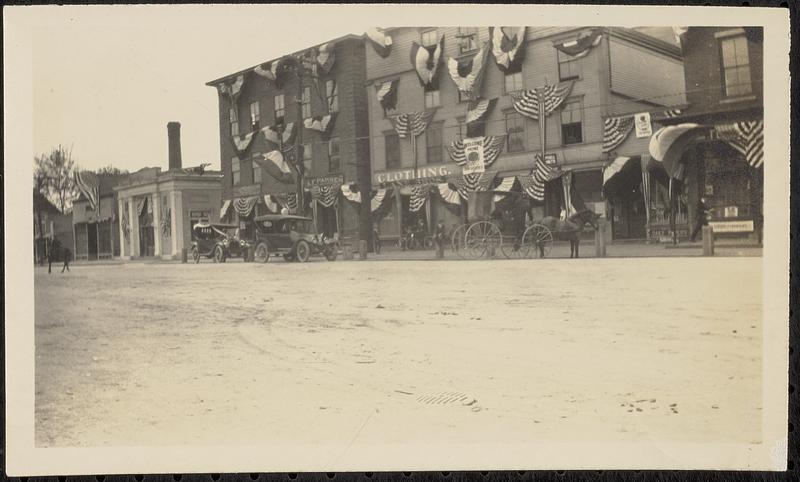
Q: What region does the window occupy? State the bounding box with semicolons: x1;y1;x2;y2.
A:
328;137;340;172
301;86;312;119
229;108;239;137
249;101;260;130
274;94;285;124
424;90;441;108
557;49;581;81
326;80;338;113
252;154;262;184
385;132;401;169
457;27;479;53
231;157;241;186
426;123;444;165
456;118;467;139
506;112;526;153
720;36;752;97
504;71;523;93
560;99;583;145
421;29;438;47
302;143;313;175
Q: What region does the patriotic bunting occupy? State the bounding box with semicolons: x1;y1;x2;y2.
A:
465;98;498;137
274;193;299;214
376;79;399;114
340;184;361;203
310;185;338;208
553;29;603;59
715;120;764;168
230;131;257;158
316;43;336;74
370;189;388;212
409;185;431;212
510;82;574;121
257;150;295;184
410;36;445;90
519;154;555;201
136;196;148;217
661;109;683;118
448;136;505;167
74;170;100;212
490;27;526;73
447;42;489;100
121;207;130;240
303;114;336;136
602;116;635;153
261;122;296;146
220;199;232;219
437;183;462;205
390;111;436;138
253;58;295;89
217;74;245;99
366;28;393;58
253;63;279;82
453;172;497;200
160;205;171;238
493;177;516;203
340;185;389;212
263;195;279;213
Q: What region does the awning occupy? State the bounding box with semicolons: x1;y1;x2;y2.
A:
220;199;232;219
648;123;707;179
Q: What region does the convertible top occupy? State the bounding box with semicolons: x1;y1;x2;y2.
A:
253;214;313;222
193;222;239;230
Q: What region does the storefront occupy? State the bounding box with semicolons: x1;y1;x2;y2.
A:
72;171;127;261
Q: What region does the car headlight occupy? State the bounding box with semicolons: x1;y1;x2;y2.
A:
240;240;247;247
222;238;229;246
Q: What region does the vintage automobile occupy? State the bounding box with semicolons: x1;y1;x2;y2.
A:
190;222;250;263
250;214;338;263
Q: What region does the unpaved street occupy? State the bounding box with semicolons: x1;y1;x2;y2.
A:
34;257;762;448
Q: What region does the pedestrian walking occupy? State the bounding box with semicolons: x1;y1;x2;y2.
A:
434;220;446;258
61;246;71;273
690;197;710;242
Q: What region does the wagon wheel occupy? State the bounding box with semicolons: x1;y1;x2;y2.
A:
465;221;503;259
523;223;554;258
501;232;531;259
450;223;469;259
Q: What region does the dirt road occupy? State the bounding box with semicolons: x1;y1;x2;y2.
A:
34;257;762;448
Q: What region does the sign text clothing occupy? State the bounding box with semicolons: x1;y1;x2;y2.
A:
373;165;456;186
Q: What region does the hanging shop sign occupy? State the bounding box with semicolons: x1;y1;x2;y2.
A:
544;153;558;166
461;137;486;175
373;164;456;186
304;174;345;189
634;112;653;138
708;220;754;233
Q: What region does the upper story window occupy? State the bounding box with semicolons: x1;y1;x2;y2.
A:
301;86;312;119
231;157;241;186
328;137;340;173
229;108;239;137
557;49;581;81
505;112;526;153
252;154;262;184
249;102;260;130
302;143;313;175
326;80;339;113
274;94;285;124
424;90;441;109
421;29;438;48
426;122;444;165
560;98;583;145
719;35;752;97
457;27;479;54
385;132;401;169
504;71;524;94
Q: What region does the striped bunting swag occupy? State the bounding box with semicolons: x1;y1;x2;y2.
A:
490;27;526;73
519;154;554;201
662;109;683;118
263;195;279;214
230;131;257;158
316;43;336;74
303;114;336;136
253;58;295;89
409;185;431;212
465;98;498;137
274;193;299;214
715;120;764;168
366;28;393;58
447;43;489;100
234;196;259;217
390;111;435;138
74;170;100;212
553;29;603;59
448;136;505;167
602;116;635;153
340;185;388;212
376;79;399;114
410;36;444;89
453;172;496;200
253;63;278;82
510;82;574;121
261;122;296;146
437;183;462;205
217;74;244;98
493;176;516;203
310;185;338;208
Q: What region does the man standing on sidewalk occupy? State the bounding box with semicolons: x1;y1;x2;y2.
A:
61;245;71;273
690;197;710;242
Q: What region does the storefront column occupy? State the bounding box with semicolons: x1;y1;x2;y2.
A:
170;190;179;257
394;187;403;238
172;191;184;255
152;193;162;257
118;199;127;258
425;199;433;232
128;198;139;257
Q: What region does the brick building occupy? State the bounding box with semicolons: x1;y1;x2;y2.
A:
206;34;371;243
364;27;685;242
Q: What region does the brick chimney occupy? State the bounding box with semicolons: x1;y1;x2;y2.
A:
167;121;182;170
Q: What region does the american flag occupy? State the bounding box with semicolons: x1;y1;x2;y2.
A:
510;82;574;121
390;111;435;138
74;170;100;212
602;116;635;153
519;154;554;201
715;120;764;168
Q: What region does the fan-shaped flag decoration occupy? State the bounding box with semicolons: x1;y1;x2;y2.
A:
447;43;489;100
448;136;505;167
493;177;516;203
376;79;399;114
519;154;555;201
234;196;259;218
715;120;764;168
263;195;279;213
304;114;336;136
273;193;299;214
602;116;635;153
74;170;100;212
409;185;431;212
230;131;257;158
310;185;338;208
553;29;603;59
510;82;574;121
465;98;498;137
453;172;497;200
316;43;336;74
261;122;296;146
437;183;462;205
366;28;393;58
410;36;445;90
490;27;526;73
390;111;436;138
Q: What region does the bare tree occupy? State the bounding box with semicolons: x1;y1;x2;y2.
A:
33;156;51;265
36;145;76;213
95;165;129;176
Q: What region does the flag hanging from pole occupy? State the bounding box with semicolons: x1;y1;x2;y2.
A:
376;79;399;114
410;36;445;90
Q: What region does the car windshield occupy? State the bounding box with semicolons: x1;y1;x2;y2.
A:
285;219;313;233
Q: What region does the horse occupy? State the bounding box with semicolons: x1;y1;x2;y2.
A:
537;209;600;258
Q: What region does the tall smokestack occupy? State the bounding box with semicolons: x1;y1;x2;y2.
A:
167;121;182;170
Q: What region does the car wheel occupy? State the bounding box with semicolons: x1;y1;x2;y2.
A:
324;246;338;261
295;240;310;263
191;247;200;263
214;245;226;263
254;243;270;263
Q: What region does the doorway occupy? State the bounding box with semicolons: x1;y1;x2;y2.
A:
87;223;98;260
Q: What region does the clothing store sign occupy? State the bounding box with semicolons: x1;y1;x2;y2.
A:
373;165;456;186
461;137;486;175
634;112;653;138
